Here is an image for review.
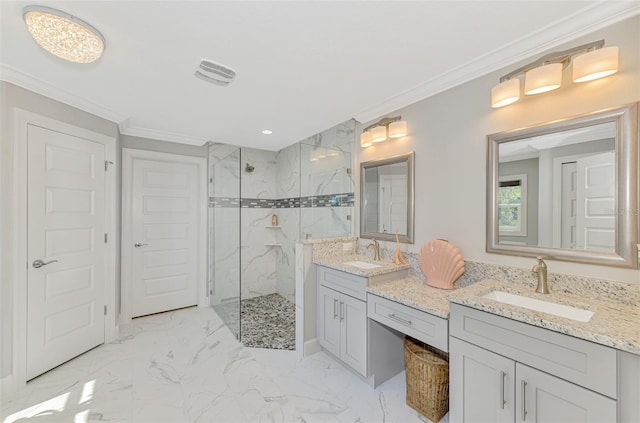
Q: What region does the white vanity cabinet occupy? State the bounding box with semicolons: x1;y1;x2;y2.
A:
316;264;409;379
317;284;367;375
449;303;618;423
450;337;616;423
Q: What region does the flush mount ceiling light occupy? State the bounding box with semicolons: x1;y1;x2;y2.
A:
360;116;408;148
261;129;273;135
491;40;619;108
23;5;105;64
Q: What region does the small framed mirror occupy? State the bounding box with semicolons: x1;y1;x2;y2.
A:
360;152;415;243
487;103;638;267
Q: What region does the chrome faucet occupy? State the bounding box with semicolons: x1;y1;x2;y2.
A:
367;239;381;261
532;256;550;294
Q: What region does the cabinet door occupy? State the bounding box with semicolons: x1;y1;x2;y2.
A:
450;337;515;423
340;294;367;376
516;363;616;423
317;285;340;358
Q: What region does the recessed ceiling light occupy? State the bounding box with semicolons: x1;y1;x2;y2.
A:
23;5;105;64
262;130;273;135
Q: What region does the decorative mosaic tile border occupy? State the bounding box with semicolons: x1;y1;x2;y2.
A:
209;193;354;209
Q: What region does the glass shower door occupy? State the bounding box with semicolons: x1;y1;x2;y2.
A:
208;144;241;340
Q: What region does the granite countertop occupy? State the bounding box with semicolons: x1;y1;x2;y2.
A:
448;279;640;355
313;254;411;277
366;277;453;319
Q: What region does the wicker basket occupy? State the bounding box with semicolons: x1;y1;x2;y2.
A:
404;336;450;422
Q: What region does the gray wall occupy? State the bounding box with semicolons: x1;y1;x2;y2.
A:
356;15;639;284
0;82;120;379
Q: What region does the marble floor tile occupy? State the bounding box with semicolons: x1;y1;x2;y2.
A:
1;306;446;423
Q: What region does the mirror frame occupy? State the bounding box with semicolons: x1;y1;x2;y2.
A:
360;152;415;243
487;103;639;268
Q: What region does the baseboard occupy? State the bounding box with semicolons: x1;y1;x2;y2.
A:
303;339;321;357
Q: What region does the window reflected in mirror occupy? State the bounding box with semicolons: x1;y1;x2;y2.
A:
497;122;615;252
486;103;638;268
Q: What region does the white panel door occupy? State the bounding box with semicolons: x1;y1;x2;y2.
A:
576;152;615;251
131;157;200;317
27;124;106;380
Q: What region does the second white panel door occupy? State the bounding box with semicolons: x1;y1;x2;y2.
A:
130;154;202;317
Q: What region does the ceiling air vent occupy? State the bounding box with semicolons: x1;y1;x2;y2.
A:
195;59;237;86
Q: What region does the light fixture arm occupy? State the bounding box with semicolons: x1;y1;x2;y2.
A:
362;116;402;133
498;39;604;82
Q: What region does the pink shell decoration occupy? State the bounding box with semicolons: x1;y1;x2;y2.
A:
419;239;465;290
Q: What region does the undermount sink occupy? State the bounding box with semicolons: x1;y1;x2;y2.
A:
343;260;382;270
482;291;594;322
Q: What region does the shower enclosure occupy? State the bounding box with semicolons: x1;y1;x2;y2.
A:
208;121;355;349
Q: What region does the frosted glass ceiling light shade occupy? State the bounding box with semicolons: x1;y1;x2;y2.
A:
360;131;372;148
572;46;619;83
524;63;563;95
371;125;387;143
388;120;408;138
491;79;520;108
23;6;105;64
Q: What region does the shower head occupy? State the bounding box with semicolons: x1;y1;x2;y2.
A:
245;163;255;173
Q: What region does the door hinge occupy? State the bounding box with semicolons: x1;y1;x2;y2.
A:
104;305;107;315
104;233;108;243
104;160;114;171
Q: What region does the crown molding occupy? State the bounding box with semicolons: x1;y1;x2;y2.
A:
119;121;208;146
1;63;209;146
0;63;127;124
353;1;640;124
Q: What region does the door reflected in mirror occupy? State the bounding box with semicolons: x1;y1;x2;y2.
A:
498;122;615;252
360;152;414;243
487;103;638;268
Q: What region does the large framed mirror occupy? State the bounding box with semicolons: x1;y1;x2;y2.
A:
487;103;638;268
360;152;415;243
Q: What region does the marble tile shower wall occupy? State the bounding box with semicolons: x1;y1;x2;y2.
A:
300;120;356;239
208;120;356;305
241;148;278;300
275;143;300;303
209;145;241;305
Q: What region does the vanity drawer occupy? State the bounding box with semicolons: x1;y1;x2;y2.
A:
367;293;448;352
450;303;617;398
317;266;367;301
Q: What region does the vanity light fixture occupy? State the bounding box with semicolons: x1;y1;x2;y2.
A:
491;39;619;108
524;62;563;95
360;116;408;148
23;5;105;64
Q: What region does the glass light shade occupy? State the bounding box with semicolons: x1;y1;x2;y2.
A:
23;6;105;64
371;125;387;143
388;120;408;138
360;131;372;148
491;79;520;108
524;63;563;95
572;46;619;83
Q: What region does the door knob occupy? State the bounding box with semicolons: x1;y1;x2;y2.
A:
32;259;58;269
134;242;148;248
